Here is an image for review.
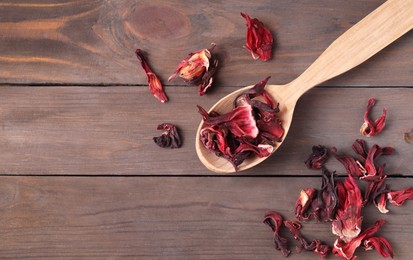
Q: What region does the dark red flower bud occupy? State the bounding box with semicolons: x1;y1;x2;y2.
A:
305;145;329;170
135;49;168;103
295;188;317;221
153;123;182;149
169;44;218;95
241;12;274;61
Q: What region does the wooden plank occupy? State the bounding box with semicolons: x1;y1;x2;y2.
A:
0;86;411;175
0;0;413;86
0;176;412;259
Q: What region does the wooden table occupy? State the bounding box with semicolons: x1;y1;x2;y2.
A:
0;0;412;259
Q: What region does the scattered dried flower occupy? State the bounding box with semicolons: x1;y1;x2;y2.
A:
263;211;291;257
305;145;329;170
153;123;182;149
168;43;218;96
360;98;387;137
331;139;393;181
135;49;168;103
241;12;274;61
332;219;389;260
295;188;316;221
332;175;363;243
198;77;283;170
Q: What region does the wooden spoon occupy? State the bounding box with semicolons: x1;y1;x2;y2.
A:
196;0;413;173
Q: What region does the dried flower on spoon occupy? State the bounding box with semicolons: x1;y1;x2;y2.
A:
198;77;284;171
168;43;218;96
135;49;168;103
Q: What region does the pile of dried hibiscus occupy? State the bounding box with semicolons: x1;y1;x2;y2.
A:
264;100;413;259
197;77;284;170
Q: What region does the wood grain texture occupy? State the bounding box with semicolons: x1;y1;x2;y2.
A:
0;86;411;175
1;0;413;86
0;176;412;259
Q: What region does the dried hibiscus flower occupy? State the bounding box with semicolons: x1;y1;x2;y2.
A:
198;77;283;170
295;188;316;221
135;49;168;103
153;123;182;149
263;211;291;257
305;145;329;170
332;175;363;243
168;43;218;96
331;139;393;181
333;219;393;259
360;98;387;137
241;12;274;61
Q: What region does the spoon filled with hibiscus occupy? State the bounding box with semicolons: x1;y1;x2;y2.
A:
196;0;413;173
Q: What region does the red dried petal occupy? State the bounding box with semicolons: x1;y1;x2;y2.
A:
332;176;363;243
153;123;182;148
363;236;394;258
203;104;259;138
263;211;291;257
360;98;387;137
241;12;274;61
376;192;389;214
295;188;317;221
135;49;168;103
331;147;365;178
364;175;386;207
198;59;219;96
387;187;413;206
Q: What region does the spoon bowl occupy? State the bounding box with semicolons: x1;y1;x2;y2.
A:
196;83;297;173
196;0;413;173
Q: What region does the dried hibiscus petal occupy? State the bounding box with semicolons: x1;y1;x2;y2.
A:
363;236;394;258
202;104;259;138
332;175;363;243
241;12;274;61
387;187;413;206
305;145;329;170
168;43;218;96
135;49;168;103
360;98;387;137
153;123;182;149
295;188;316;221
263;211;291;257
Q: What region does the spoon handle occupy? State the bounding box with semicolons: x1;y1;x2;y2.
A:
287;0;413;102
